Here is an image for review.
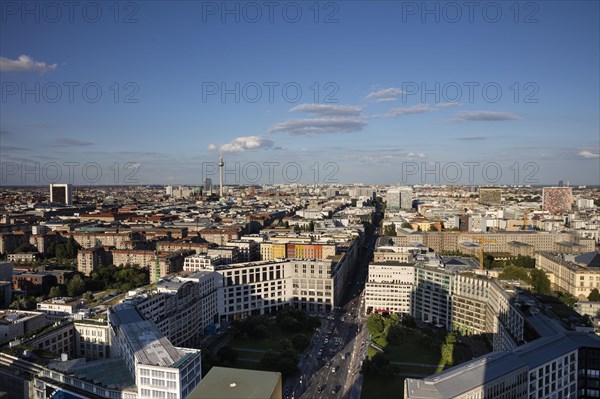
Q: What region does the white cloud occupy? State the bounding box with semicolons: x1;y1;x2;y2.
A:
289;103;363;116
407;152;426;158
366;87;403;100
451;111;521;122
375;97;398;103
0;55;57;74
220;136;274;153
579;150;600;159
268;118;367;135
208;144;217;151
386;102;460;117
388;103;432;117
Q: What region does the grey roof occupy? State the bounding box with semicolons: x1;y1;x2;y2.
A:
405;332;600;398
575;252;600;268
121;320;182;367
111;302;183;367
188;367;281;399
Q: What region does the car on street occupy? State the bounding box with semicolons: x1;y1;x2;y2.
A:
317;384;326;393
332;385;342;394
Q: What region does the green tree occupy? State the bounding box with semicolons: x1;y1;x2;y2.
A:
401;314;417;328
367;314;385;336
401;222;412;229
513;255;535;268
216;346;238;366
557;292;577;307
499;266;531;283
530;269;552;294
291;334;310;352
383;224;397;236
441;343;454;366
66;236;81;258
308;221;315;231
67;275;86;297
14;243;38;253
386;323;404;345
48;286;64;298
430;225;438;232
278;338;294;353
83;291;94;301
589;288;600;302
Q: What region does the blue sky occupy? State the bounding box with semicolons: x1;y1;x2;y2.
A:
1;1;599;185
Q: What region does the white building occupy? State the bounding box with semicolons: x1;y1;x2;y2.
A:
109;304;202;399
365;262;415;314
37;297;86;321
183;254;222;272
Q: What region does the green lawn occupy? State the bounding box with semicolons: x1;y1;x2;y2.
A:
368;332;441;366
361;375;406;399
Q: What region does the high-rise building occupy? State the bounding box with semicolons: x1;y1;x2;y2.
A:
542;187;574;214
387;187;413;210
166;185;173;196
49;184;72;205
204;177;212;195
479;187;502;205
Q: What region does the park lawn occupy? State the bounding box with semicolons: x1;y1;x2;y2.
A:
361;374;406;399
384;334;441;366
368;332;441;366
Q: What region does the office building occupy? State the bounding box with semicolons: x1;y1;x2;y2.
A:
49;183;73;205
365;261;415;314
204;178;212;195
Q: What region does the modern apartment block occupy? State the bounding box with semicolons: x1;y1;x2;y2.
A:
132;274;220;346
387;186;413;210
536;252;600;299
364;258;525;351
405;332;600;399
543;186;574;215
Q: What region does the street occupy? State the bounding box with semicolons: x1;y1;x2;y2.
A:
284;229;377;399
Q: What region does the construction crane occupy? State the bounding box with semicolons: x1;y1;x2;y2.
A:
460;235;497;272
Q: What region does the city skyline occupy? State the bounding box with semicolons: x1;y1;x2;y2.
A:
1;1;599;185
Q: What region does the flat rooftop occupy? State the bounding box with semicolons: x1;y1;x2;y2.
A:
188;366;281;399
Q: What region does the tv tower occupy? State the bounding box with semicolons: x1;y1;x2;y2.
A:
219;150;224;198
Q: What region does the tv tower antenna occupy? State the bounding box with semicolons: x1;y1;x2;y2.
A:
219;148;224;198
